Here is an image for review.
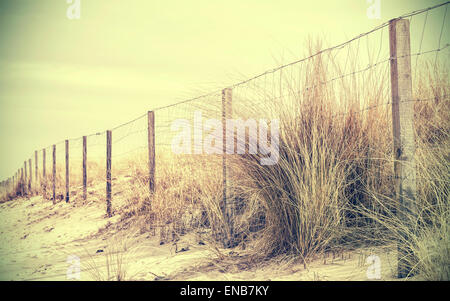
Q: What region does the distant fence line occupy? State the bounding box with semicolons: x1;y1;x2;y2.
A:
1;2;449;279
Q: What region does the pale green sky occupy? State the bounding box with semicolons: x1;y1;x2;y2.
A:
0;0;448;180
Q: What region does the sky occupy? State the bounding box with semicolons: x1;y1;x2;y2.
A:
0;0;448;181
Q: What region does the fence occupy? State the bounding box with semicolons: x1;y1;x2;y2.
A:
1;2;449;278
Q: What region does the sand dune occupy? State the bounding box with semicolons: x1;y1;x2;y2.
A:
0;193;405;281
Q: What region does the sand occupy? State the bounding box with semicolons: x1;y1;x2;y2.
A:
0;193;403;281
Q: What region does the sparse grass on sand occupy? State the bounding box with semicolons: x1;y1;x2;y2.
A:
1;41;448;281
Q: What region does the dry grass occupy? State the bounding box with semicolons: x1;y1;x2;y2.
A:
2;40;448;281
82;228;144;281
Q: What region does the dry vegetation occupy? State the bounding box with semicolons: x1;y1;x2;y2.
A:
1;42;448;281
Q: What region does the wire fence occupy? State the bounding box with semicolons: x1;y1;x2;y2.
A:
1;3;449;240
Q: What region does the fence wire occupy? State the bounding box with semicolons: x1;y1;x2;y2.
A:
2;2;448;223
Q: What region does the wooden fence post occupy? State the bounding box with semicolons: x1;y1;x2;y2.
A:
65;140;69;203
43;148;46;197
389;18;417;278
28;159;32;195
24;161;27;196
35;150;38;193
52;144;56;204
106;130;112;217
83;136;87;200
21;168;24;196
222;87;234;248
148;111;155;193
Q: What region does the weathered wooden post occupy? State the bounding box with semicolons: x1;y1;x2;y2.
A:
83;136;87;200
148;111;155;193
24;161;27;196
35;150;38;193
65;140;69;203
20;168;24;196
389;18;417;278
52;144;56;204
28;159;32;195
222;87;234;248
106;130;112;217
42;148;46;197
